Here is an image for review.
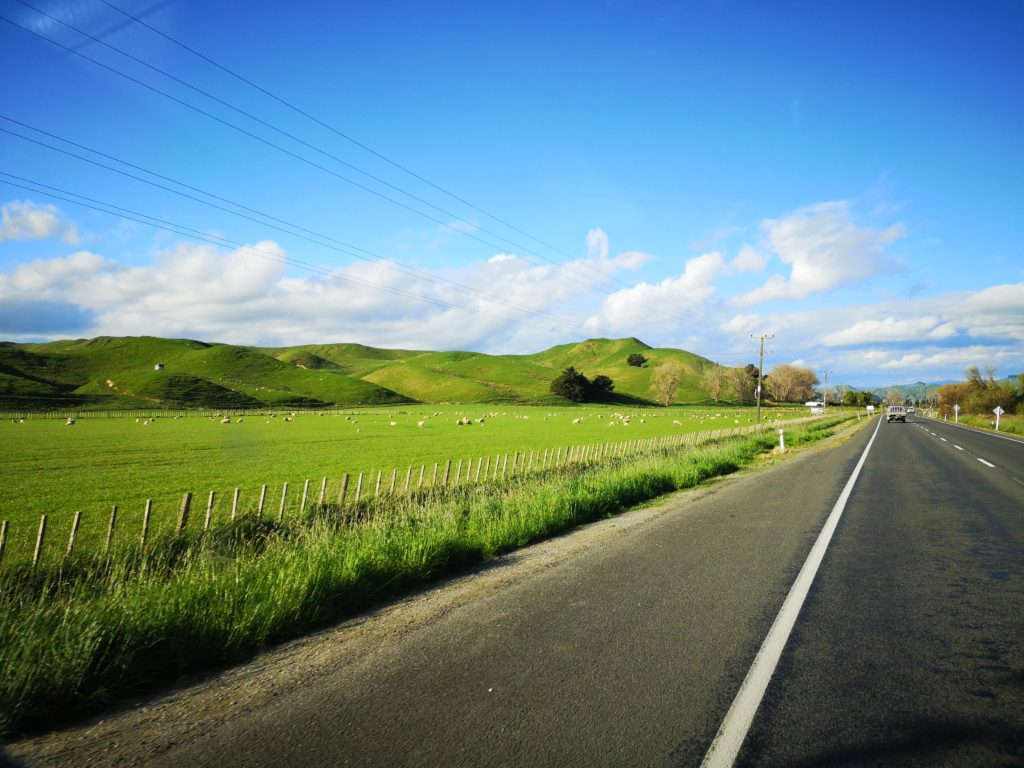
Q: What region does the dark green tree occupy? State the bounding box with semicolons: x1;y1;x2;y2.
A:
550;367;590;402
626;353;647;367
588;374;615;401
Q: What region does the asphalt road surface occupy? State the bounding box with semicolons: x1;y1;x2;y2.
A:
10;416;1024;767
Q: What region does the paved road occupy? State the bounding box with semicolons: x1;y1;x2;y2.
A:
736;416;1024;767
11;417;1024;766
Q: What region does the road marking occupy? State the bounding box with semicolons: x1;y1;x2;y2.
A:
954;445;964;451
701;417;882;768
978;458;996;468
940;437;948;442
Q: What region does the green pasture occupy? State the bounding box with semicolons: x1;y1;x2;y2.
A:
0;403;812;560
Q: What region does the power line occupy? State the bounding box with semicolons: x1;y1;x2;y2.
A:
5;4;726;332
0;174;590;339
0;118;597;336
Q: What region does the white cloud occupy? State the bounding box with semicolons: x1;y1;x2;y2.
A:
734;201;904;306
584;251;724;334
727;244;767;274
878;346;1019;371
823;316;957;346
0;200;80;244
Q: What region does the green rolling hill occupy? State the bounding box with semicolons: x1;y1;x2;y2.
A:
0;335;730;410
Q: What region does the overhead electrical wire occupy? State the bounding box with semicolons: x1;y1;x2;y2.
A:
0;174;622;342
4;4;726;332
1;10;636;307
0;118;605;337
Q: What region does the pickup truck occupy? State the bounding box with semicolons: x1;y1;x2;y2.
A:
886;405;907;422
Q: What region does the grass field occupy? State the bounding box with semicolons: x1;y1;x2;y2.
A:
0;403;818;562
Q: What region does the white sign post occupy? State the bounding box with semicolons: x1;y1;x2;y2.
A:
994;405;1004;431
954;403;960;424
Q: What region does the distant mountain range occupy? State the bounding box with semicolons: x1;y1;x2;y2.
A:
0;336;718;410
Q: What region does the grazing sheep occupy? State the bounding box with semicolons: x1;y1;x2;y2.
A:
236;417;243;423
417;420;426;427
572;418;582;424
221;417;231;424
673;420;682;426
284;417;293;422
65;418;75;426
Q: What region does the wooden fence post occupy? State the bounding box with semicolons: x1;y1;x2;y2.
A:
65;511;82;556
278;482;289;522
390;468;398;494
404;466;412;493
484;456;491;480
231;488;240;521
338;474;350;508
443;460;451;486
205;492;215;530
319;476;328;505
431;463;439;486
501;454;508;478
140;500;152;548
0;520;7;565
176;493;192;536
105;506;118;553
374;470;382;497
418;465;425;489
257;485;268;517
475;457;482;482
354;473;363;504
33;515;46;568
456;459;463;484
300;479;310;515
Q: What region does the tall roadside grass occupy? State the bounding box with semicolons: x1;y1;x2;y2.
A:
0;415;855;737
955;412;1024;437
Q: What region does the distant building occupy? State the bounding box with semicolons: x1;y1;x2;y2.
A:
154;363;165;371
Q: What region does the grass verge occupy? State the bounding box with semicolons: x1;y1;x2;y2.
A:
0;414;856;737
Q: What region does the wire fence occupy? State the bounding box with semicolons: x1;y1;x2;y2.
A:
0;418;815;569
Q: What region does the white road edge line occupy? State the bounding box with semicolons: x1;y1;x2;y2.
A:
954;445;964;451
700;416;882;768
978;458;996;468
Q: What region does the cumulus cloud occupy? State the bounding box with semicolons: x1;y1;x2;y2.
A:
584;251;724;334
0;200;79;244
727;244;767;274
734;201;904;306
823;316;957;346
878;345;1019;371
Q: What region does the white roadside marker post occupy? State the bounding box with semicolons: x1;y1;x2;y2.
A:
779;428;785;454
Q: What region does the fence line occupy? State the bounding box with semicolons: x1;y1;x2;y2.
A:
1;417;826;569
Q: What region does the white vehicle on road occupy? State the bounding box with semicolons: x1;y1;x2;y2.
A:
887;405;907;423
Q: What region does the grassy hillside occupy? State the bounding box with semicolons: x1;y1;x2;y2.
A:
0;335;733;410
0;337;409;410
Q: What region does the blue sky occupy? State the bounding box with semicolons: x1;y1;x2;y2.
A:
1;0;1022;387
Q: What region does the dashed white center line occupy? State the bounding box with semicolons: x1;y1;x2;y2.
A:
978;458;996;468
954;445;964;451
940;437;947;442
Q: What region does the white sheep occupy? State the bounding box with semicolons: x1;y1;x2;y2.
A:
221;417;231;424
417;420;426;428
65;418;75;426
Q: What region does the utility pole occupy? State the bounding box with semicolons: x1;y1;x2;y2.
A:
752;333;773;425
821;369;831;413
